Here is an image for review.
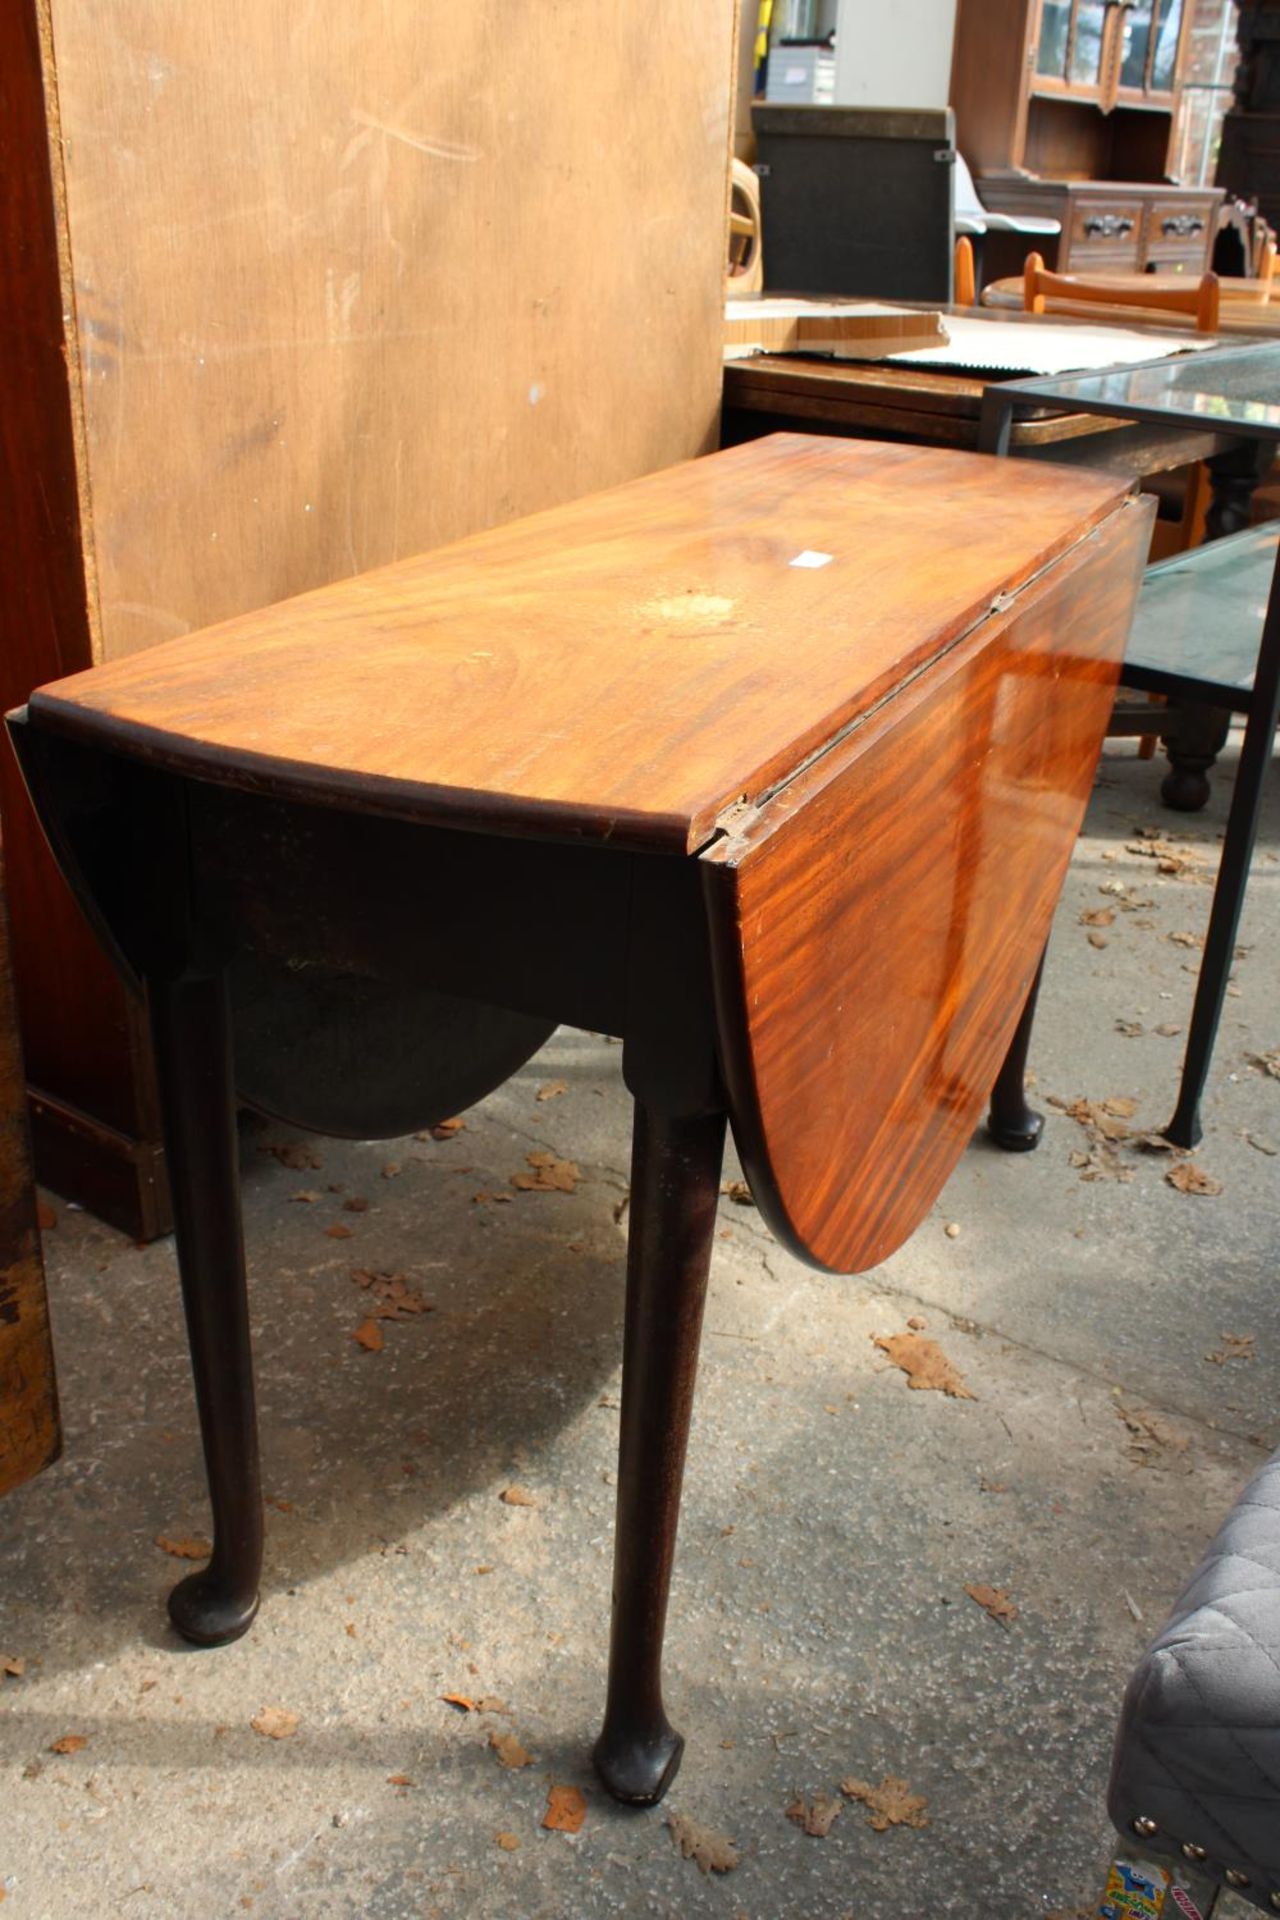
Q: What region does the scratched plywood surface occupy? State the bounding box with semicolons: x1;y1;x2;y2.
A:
0;861;59;1497
44;1;737;661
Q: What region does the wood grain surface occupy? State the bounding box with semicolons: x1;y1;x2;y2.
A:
27;436;1134;854
41;0;737;664
0;859;60;1496
701;493;1153;1273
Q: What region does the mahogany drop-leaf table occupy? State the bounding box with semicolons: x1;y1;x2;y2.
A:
9;435;1153;1804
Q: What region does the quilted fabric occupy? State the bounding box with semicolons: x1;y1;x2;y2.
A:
1108;1448;1280;1912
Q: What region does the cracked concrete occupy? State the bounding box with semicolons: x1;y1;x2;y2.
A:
0;737;1276;1918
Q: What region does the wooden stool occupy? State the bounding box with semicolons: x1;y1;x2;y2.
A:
9;436;1152;1803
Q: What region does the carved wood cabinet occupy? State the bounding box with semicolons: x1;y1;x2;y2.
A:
951;0;1223;274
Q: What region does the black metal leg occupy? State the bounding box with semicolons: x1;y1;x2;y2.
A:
1166;555;1280;1148
1160;702;1232;814
149;972;263;1646
987;954;1046;1152
1204;442;1270;542
593;1102;727;1806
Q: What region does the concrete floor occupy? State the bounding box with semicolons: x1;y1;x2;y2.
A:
1;738;1277;1920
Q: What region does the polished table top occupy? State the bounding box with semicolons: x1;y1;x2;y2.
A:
27;434;1129;857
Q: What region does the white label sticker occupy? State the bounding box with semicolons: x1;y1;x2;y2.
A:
784;64;807;82
789;549;834;569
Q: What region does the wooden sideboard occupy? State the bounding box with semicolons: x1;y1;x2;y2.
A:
951;0;1223;277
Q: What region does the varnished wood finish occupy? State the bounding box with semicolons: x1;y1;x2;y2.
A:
1023;255;1221;332
10;438;1153;1796
701;494;1152;1273
28;438;1132;857
0;860;59;1498
984;274;1280;335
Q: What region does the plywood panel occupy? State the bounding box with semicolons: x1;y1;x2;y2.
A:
45;0;737;660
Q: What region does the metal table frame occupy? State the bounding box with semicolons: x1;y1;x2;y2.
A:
979;345;1280;1148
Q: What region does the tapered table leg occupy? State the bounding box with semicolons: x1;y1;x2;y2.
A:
987;955;1046;1152
149;972;263;1645
593;1102;727;1806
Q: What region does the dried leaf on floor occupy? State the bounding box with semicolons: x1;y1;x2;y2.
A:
542;1785;587;1833
2;1656;26;1679
266;1141;321;1171
250;1707;299;1740
35;1200;57;1230
48;1734;87;1754
351;1318;385;1353
1248;1048;1280;1079
381;1162;402;1180
1114;1020;1144;1038
536;1080;568;1102
495;1831;520;1851
1080;907;1115;928
1246;1133;1278;1156
512;1152;579;1193
155;1533;211;1560
324;1223;354;1240
1155;1023;1182;1038
342;1196;369;1213
786;1793;841;1837
840;1775;929;1832
386;1774;415;1788
872;1332;975;1400
666;1811;740;1874
419;1117;467;1141
1167;930;1201;948
1117;1403;1192;1473
1087;931;1108;950
1166;1162;1223;1196
351;1270;431;1319
1206;1333;1255;1366
720;1180;755;1206
289;1190;323;1204
489;1731;534;1770
500;1485;538;1508
1049;1096;1133;1144
1124;836;1203;877
964;1583;1018;1628
441;1693;479;1712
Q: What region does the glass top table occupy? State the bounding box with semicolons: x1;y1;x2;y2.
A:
978;342;1280;446
1125;522;1280;705
976;338;1280;1153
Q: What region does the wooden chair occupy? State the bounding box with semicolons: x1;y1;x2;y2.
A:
727;157;764;295
954;234;976;307
1022;251;1220;333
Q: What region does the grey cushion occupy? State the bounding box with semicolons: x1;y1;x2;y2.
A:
1108;1448;1280;1912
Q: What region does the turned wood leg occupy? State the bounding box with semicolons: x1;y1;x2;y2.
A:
593;1102;727;1806
987;955;1045;1152
1159;702;1233;814
149;972;263;1646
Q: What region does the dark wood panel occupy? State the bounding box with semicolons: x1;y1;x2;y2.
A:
0;0;158;1231
701;495;1153;1273
0;858;60;1498
27;437;1133;855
